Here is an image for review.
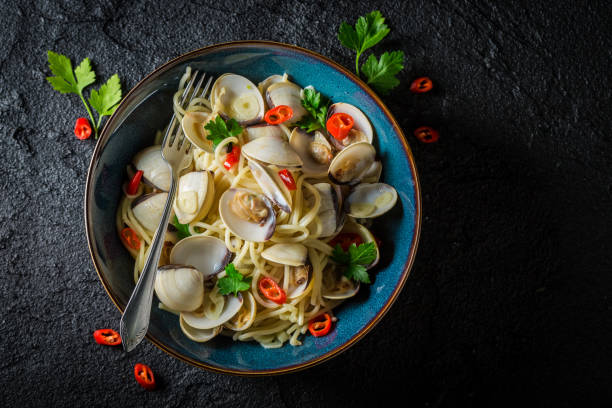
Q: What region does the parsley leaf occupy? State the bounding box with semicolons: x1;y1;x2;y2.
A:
204;116;243;149
330;242;377;284
296;88;329;132
172;215;191;240
217;263;252;296
46;50;123;138
361;51;405;95
338;10;390;76
88;74;122;117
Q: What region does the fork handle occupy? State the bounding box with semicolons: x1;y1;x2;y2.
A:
120;170;178;352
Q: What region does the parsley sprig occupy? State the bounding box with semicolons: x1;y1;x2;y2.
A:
338;10;404;94
217;263;252;296
330;242;377;284
296;88;330;133
204;116;243;149
46;51;122;138
172;215;191;240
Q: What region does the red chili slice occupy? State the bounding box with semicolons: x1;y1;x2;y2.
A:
134;364;156;390
328;233;364;252
409;77;434;93
414;126;439;143
258;277;286;304
264;105;293;125
120;227;141;250
308;313;332;337
326;112;354;141
126;170;143;195
93;329;122;346
223;145;241;170
277;169;296;190
74;117;92;140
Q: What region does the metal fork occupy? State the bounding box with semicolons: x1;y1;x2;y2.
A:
120;70;213;352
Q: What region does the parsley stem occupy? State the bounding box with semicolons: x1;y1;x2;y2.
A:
355;53;361;76
78;91;99;138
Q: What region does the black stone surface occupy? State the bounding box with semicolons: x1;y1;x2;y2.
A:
1;0;611;406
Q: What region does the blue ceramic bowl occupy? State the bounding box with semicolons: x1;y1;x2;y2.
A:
85;41;421;375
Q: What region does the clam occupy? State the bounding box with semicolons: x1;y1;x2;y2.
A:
312;183;342;238
224;292;256;331
261;243;308;266
132;146;171;191
265;81;307;124
362;161;383;183
210;73;264;125
173;171;215;224
154;265;204;312
242;136;303;168
322;268;360;300
132;192;168;232
326;103;374;150
170;235;233;279
339;219;380;269
180;317;222;342
328;142;376;185
219;188;276;242
345;183;398;218
181;111;215;153
258;74;285;98
286;264;311;299
248;160;292;213
181;293;243;330
289;128;334;178
245;124;284;142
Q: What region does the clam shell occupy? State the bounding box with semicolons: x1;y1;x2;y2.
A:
265;81;307;124
132;146;171;191
345;183;398;219
242;136;303;168
245;124;284;142
173;171;214;224
248;160;292;213
338;219;380;269
328;142;376;185
289;128;333;178
224;292;257;331
131;192;168;232
181;293;243;329
312;183;340;238
261;243;308;266
181;111;215;153
210;73;264;125
179;317;222;342
170;235;232;278
219;188;276;242
154;265;204;312
327;102;374;151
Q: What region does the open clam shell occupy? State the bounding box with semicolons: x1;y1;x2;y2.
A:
286;264;312;299
224;292;257;331
173;171;215;224
312;183;342;238
265;81;307;124
345;183;398;219
242;136;303;168
245;124;284;142
289;128;334;178
132;146;171;191
154;265;204;312
131;192;168;232
261;243;308;266
219;188;276;242
322;271;360;300
169;235;233;279
211;73;265;126
328;142;376;185
181;293;244;330
182;111;215;153
339;219;380;269
179;317;222;342
326;102;374;151
248;160;292;213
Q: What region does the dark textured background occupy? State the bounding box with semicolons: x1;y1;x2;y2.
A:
1;0;611;406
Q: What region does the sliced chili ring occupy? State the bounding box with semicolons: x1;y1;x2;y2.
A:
120;227;141;250
277;169;296;190
74;117;92;140
326;112;354;141
414;126;439;143
93;329;122;346
308;313;332;337
134;363;156;390
223;145;241;170
328;233;364;252
264;105;293;125
409;76;434;93
258;277;286;304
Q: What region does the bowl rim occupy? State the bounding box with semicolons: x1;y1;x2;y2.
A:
85;40;421;376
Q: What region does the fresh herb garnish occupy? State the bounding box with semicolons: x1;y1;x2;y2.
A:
217;263;252;296
204;116;243;149
172;215;191;240
338;10;404;94
330;242;377;284
46;51;122;138
296;88;329;132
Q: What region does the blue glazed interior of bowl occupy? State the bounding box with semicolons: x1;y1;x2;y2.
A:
87;43;419;373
